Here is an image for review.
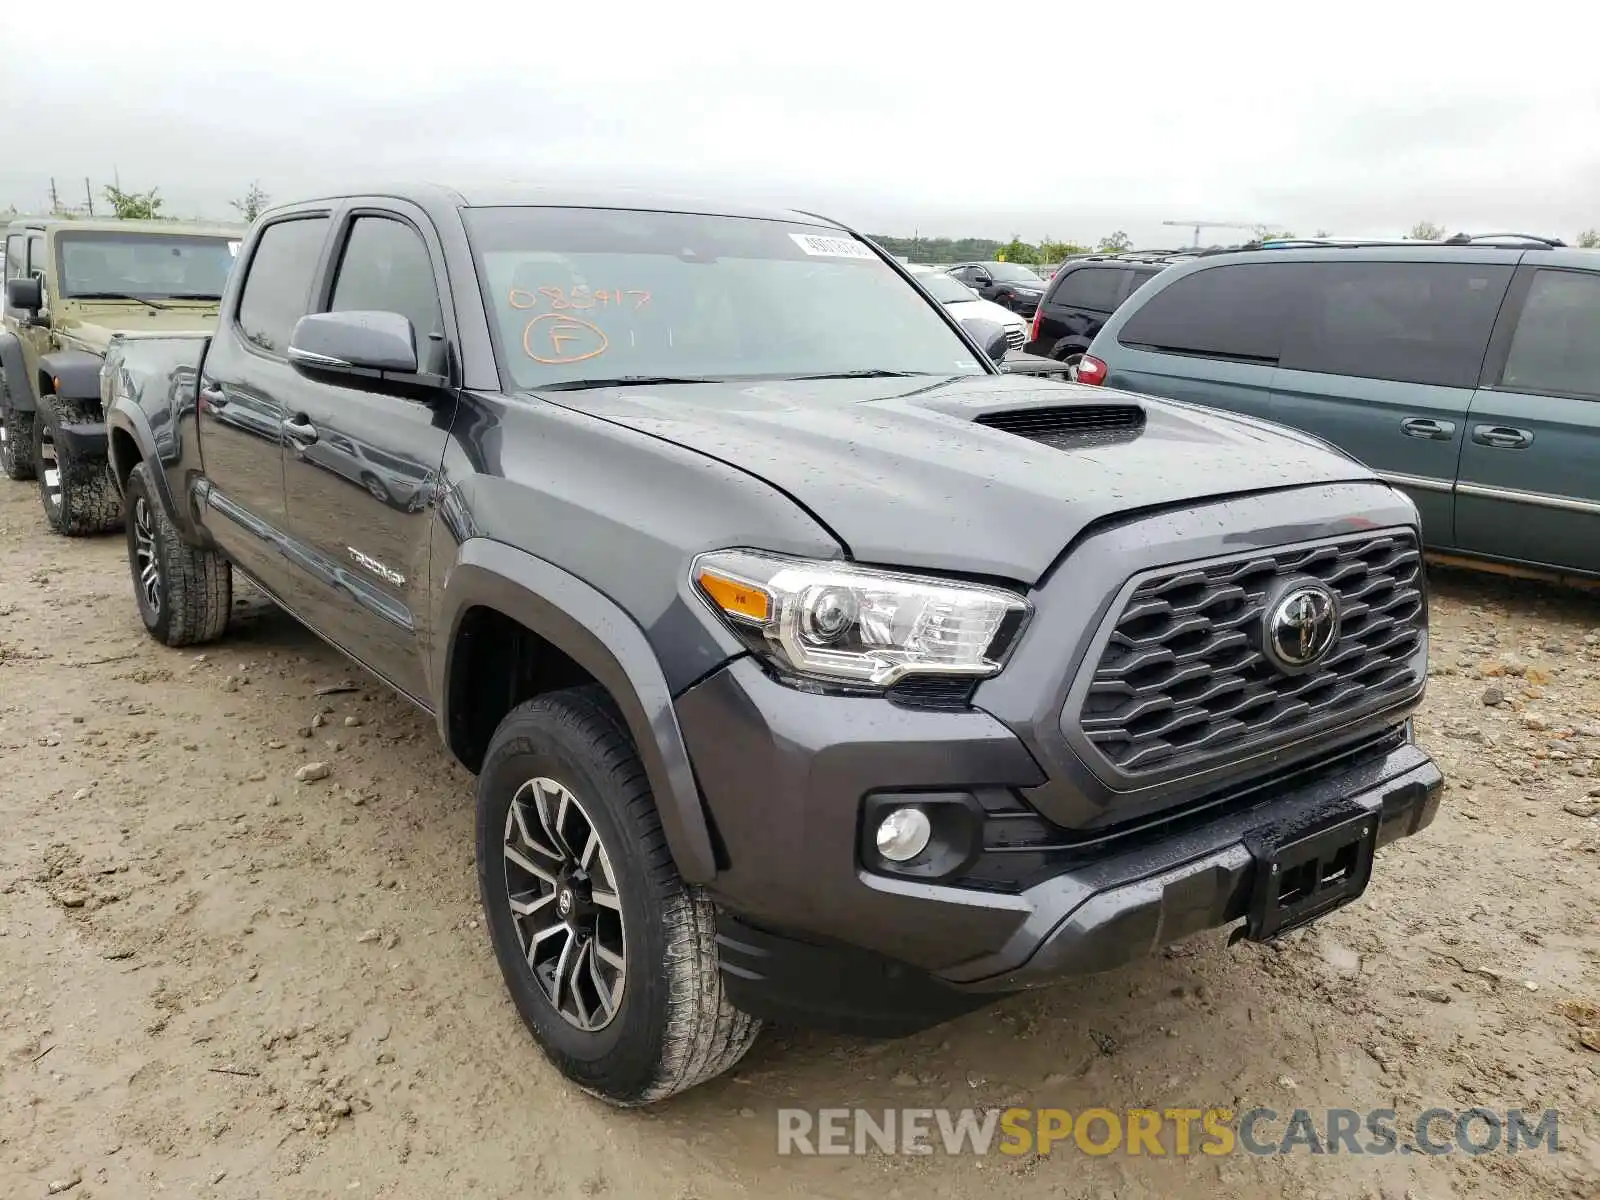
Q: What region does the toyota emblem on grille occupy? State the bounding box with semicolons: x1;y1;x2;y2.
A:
1263;581;1340;673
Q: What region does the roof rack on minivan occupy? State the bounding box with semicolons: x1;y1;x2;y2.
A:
1439;231;1566;248
1199;232;1567;256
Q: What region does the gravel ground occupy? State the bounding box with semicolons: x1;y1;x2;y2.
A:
1;475;1598;1200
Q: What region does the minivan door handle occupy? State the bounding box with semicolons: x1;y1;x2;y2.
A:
282;416;319;446
1471;424;1533;450
1400;417;1456;441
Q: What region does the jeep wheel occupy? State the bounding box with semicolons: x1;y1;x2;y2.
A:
0;398;35;481
476;687;760;1106
124;461;232;646
35;396;120;535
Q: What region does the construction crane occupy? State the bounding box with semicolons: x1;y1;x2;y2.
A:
1163;220;1264;249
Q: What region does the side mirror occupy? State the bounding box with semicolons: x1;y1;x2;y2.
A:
288;310;419;377
973;273;992;287
984;328;1012;365
6;275;43;312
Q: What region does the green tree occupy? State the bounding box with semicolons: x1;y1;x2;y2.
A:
230;181;270;223
1038;238;1087;262
1096;230;1132;253
1409;220;1446;241
996;235;1040;265
1577;229;1600;249
103;185;165;220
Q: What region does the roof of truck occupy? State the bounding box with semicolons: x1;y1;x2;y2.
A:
4;217;245;237
261;181;847;230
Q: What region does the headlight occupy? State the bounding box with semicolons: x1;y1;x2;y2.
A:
692;550;1030;688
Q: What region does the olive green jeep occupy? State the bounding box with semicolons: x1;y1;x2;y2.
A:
1;217;243;533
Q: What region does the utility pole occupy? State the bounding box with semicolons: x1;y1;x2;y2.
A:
84;178;95;216
1162;219;1263;249
49;178;61;215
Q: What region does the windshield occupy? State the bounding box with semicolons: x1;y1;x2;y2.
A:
464;207;987;389
56;232;237;301
987;262;1043;284
920;272;977;304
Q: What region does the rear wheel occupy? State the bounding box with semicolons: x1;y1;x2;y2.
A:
124;461;232;646
1058;350;1086;381
476;687;760;1105
35;396;119;535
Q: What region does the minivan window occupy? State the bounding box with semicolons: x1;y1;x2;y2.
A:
1498;269;1600;401
1280;261;1512;390
1051;266;1122;311
1117;262;1297;363
465;207;988;389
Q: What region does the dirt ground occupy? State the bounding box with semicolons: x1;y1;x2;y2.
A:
2;476;1598;1200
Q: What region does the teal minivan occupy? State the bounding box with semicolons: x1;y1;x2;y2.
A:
1079;237;1600;580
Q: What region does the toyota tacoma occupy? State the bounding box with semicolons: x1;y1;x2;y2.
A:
99;184;1442;1105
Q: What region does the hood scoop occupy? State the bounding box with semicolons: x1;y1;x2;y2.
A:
975;403;1146;450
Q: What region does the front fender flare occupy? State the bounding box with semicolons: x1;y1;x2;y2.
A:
434;538;719;883
39;350;106;401
0;332;32;412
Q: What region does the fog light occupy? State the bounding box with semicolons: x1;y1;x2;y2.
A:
875;807;932;863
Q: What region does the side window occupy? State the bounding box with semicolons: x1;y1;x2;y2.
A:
235;217;331;356
1498;269;1600;400
327;217;444;357
3;235;21;281
1050;266;1123;312
1280;261;1512;389
27;235;45;277
1118;263;1297;362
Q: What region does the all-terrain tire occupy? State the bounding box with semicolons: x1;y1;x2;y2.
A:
476;686;760;1106
0;398;35;481
124;461;232;647
35;395;120;534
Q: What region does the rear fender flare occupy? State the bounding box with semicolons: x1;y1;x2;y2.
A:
105;403;183;529
434;538;719;883
0;332;32;412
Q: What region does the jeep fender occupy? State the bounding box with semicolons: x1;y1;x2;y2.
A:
39;350;106;403
435;538;719;883
0;332;31;412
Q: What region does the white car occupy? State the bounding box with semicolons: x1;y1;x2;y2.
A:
910;269;1028;351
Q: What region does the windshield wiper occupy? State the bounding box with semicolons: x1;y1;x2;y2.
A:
535;375;724;392
71;291;172;311
164;293;223;301
784;369;925;380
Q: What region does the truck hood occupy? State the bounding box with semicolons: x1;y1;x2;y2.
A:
63;307;220;355
541;374;1379;583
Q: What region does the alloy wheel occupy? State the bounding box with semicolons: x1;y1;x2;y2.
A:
502;776;626;1032
39;425;61;513
133;496;162;617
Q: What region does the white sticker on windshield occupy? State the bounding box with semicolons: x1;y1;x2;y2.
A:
789;232;876;260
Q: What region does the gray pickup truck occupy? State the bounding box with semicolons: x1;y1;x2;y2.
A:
101;184;1442;1105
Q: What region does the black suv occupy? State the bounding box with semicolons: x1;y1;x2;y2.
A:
101;185;1441;1105
945;260;1049;315
1025;251;1192;374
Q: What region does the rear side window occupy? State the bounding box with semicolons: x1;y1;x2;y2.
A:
1118;263;1295;362
236;217;330;356
1281;261;1512;389
1498;269;1600;400
1050;266;1123;311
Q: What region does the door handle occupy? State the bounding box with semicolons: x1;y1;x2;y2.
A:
1400;417;1456;441
282;416;319;446
1471;424;1533;450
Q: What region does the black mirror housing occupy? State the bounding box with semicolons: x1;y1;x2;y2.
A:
288;310;420;378
6;275;43;312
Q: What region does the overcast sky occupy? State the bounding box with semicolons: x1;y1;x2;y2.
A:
4;0;1599;247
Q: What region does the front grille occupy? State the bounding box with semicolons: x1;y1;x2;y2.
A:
1077;531;1424;777
1004;326;1026;350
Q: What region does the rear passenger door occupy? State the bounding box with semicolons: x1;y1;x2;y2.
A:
1271;259;1513;549
1454;265;1600;575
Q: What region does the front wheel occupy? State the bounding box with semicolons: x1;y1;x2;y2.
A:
476;687;760;1105
0;397;35;481
35;396;119;535
124;461;232;646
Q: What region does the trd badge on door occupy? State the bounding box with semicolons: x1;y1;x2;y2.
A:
347;547;406;588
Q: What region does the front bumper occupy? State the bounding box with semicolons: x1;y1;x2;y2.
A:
55;420;109;460
681;658;1441;1035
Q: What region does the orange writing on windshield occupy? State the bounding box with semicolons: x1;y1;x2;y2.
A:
524;313;609;365
508;285;651;311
